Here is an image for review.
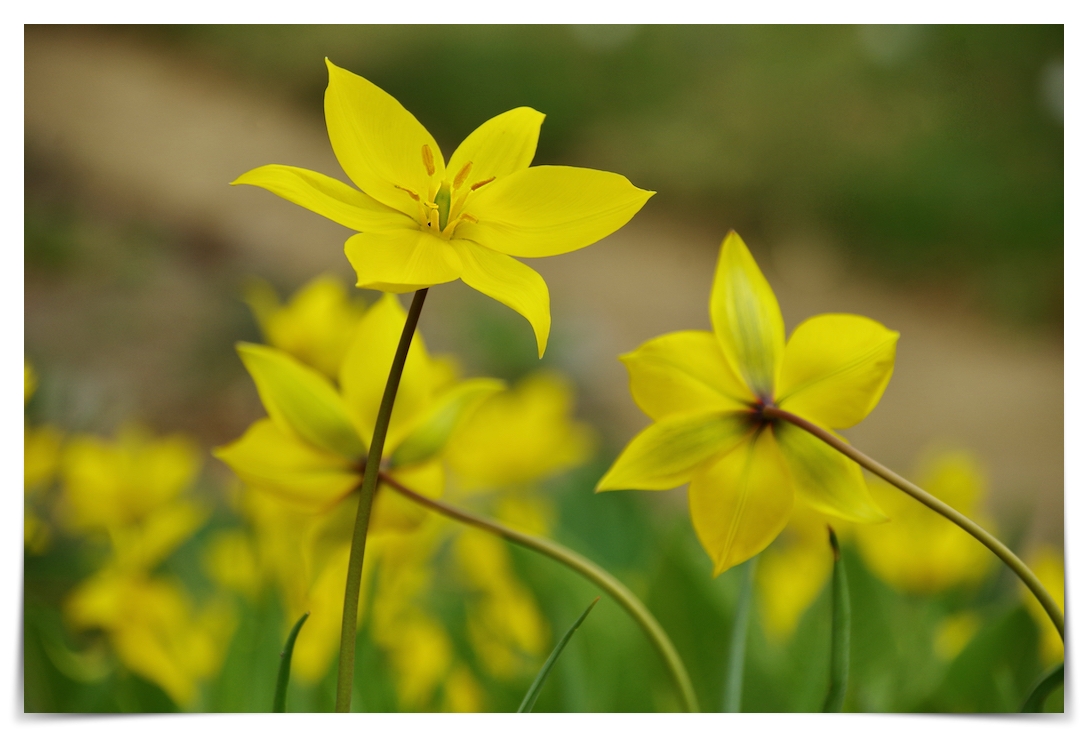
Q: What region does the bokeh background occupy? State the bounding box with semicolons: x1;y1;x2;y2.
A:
24;25;1064;712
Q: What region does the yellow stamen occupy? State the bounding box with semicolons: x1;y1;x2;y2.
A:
395;184;420;202
421;145;436;176
470;176;496;191
453;162;473;189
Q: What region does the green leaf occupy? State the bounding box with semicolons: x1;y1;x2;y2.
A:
1021;662;1063;713
518;598;599;713
273;612;309;713
822;527;850;712
722;557;755;712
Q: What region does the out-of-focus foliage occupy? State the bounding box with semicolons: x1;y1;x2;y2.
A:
151;24;1063;327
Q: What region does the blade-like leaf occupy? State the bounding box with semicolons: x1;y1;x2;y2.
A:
722;557;755;712
517;598;599;713
1021;662;1064;712
822;527;850;712
272;612;309;713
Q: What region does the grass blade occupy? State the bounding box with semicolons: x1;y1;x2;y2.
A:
517;598;599;713
722;557;755;712
273;612;309;713
822;527;850;712
1021;662;1063;712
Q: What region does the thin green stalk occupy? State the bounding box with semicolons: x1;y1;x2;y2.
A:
335;288;428;713
273;612;309;713
1021;662;1064;712
722;557;754;712
518;598;599;713
764;406;1065;641
822;528;850;713
379;471;700;713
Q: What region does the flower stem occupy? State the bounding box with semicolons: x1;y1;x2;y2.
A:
764;406;1065;641
379;471;701;713
334;288;428;713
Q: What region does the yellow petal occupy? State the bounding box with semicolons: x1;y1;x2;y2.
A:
237;343;365;460
213;418;360;510
596;411;750;492
688;428;794;575
391;378;506;467
454;165;653;257
451;240;551;357
345;229;462;293
776;314;899;429
371;461;445;535
773;421;885;523
448;107;545;185
338;294;448;448
231;164;413;233
620;330;753;421
709;232;784;399
324;59;444;218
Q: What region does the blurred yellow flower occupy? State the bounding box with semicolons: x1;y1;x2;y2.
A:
446;370;595;495
234;59;653;357
855;450;993;594
598;232;895;574
25;359;37;404
243;274;367;379
1023;545;1064;665
215;292;501;525
66;569;234;707
59;425;206;572
933;611;982;661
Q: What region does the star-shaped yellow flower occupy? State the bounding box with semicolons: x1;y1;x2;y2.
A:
234;60;653;357
598;232;897;575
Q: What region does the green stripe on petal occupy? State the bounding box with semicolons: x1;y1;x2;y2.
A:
454;166;653;258
597;411;750;492
231;164;414;233
324;59;444;218
710;232;785;400
688;429;794;576
345;230;462;294
237;343;365;460
621;330;754;421
391;378;506;467
448;107;545;186
774;421;886;523
776;314;899;430
451;240;551;358
213;418;361;510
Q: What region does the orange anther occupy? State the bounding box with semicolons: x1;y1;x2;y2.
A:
421;145;436;176
395;184;421;202
453;162;474;189
470;176;496;191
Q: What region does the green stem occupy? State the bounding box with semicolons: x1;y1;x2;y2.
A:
722;557;754;712
334;288;428;713
764;406;1065;641
379;472;700;713
822;527;850;713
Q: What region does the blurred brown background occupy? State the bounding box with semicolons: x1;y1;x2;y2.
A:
24;25;1063;546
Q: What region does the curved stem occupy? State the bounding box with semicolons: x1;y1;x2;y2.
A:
764;406;1064;641
335;288;428;713
379;472;701;713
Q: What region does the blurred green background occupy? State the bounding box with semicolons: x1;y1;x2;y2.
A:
24;25;1063;712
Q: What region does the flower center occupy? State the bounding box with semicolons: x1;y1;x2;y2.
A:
748;395;777;429
397;145;496;240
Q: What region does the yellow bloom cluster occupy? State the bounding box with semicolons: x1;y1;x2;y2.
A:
212;275;597;709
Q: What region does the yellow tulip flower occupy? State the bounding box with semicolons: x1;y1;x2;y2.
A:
215;292;503;523
233;60;653;357
855;450;994;594
598;232;896;574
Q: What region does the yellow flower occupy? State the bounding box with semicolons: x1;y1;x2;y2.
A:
243;274;367;378
598;232;896;574
233;59;653;357
855;450;994;594
25;359;37;404
215;293;502;524
66;568;234;708
59;424;206;572
1023;545;1064;666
